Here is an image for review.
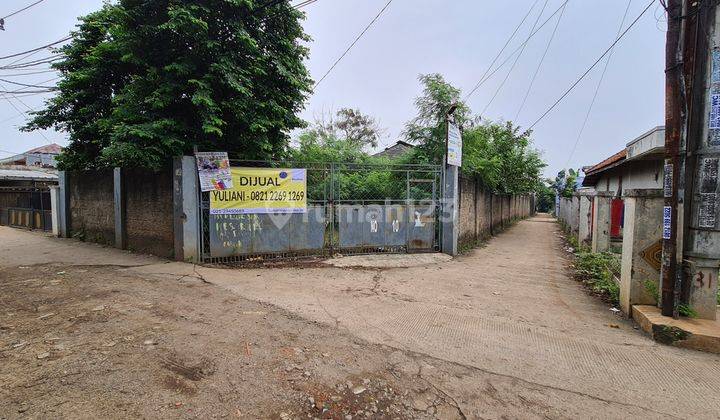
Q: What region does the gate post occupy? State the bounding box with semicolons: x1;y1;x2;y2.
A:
173;156;200;262
442;164;459;255
49;185;60;236
113;167;127;249
57;171;71;238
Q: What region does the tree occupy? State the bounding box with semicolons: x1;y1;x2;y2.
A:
401;73;546;195
462;121;546;194
403;74;471;163
334;108;384;149
536;180;556;213
302;108;384;151
290;122;402;201
552;169;580;198
24;0;313;170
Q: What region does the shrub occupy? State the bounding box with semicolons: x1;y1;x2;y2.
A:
644;280;660;304
575;251;621;305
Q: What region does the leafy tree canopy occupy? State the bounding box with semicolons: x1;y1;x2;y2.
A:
300;108;385;152
403;74;471;163
403;73;547;195
25;0;313;170
536;179;556;213
552;168;580;198
462;121;546;194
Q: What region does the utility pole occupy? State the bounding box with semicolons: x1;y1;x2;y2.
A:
680;0;720;320
661;0;684;317
442;104;460;256
663;0;720;320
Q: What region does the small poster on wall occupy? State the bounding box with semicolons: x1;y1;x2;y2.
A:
195;151;233;192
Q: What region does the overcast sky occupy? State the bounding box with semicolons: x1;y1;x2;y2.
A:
0;0;666;177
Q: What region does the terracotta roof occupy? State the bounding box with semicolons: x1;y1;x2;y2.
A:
584;149;627;176
25;143;63;154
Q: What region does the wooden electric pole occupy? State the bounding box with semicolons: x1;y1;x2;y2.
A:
661;0;684;317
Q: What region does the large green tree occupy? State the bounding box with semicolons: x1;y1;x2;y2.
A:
25;0;313;170
403;73;471;163
402;73;546;195
462;121;546;194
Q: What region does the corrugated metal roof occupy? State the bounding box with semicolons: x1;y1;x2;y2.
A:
0;168;58;181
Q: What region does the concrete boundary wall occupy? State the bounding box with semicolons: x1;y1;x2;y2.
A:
60;165;178;259
67;169;115;245
557;196;580;235
458;175;536;247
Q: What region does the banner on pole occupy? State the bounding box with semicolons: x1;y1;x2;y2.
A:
195;152;233;192
210;167;307;215
447;122;462;167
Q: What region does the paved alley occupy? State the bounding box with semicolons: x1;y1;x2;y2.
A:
185;214;720;418
2;216;720;418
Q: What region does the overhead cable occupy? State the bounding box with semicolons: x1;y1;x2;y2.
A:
480;0;550;117
314;0;393;89
514;2;567;121
464;0;542;104
464;0;570;101
528;0;654;130
1;0;47;21
563;0;634;168
0;36;70;61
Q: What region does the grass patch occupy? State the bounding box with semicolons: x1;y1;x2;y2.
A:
644;279;659;304
574;251;621;305
678;304;699;319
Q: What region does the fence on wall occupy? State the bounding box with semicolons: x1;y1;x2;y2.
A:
199;160;443;263
457;175;536;247
557;196;580;234
56;157;539;262
0;187;52;231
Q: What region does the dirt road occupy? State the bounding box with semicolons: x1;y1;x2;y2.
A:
2;216;720;418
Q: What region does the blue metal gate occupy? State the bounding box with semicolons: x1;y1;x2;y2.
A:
199;161;442;262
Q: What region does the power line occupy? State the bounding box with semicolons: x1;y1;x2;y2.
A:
0;77;57;89
1;0;46;21
259;0;319;24
314;0;393;89
0;88;54;94
0;69;58;77
0;56;63;70
480;0;550;118
0;80;53;143
0;36;70;61
564;0;633;168
527;0;654;130
514;2;567;121
465;0;541;103
464;0;570;102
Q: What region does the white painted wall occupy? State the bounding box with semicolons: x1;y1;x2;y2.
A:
592;160;662;195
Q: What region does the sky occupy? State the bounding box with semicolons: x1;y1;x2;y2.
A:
0;0;666;177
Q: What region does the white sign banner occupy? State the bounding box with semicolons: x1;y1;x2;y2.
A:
447;122;462;167
195;152;233;192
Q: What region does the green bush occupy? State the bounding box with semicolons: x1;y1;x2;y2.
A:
575;251;621;305
644;279;660;304
678;304;699;319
